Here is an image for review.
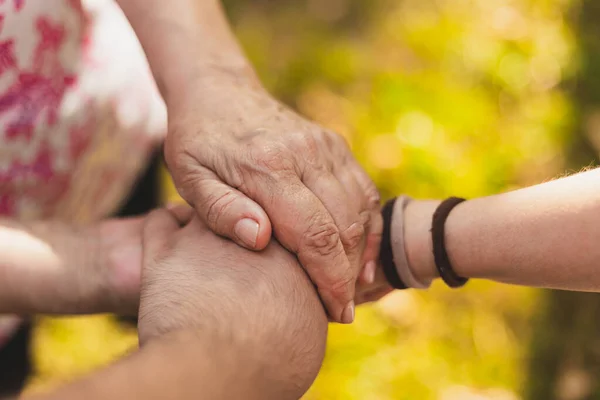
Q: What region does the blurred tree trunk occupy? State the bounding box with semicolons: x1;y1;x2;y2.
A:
524;2;600;400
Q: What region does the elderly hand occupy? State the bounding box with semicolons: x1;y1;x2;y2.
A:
164;75;382;323
137;205;328;399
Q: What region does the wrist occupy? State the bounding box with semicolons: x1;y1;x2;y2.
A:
403;197;484;285
119;0;261;110
162;61;263;111
403;200;441;285
96;218;143;315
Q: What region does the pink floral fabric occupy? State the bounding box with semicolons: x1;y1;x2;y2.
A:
0;0;166;347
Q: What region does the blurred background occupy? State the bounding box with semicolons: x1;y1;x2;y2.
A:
25;0;600;399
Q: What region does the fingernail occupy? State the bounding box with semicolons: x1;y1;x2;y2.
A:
234;218;259;248
365;261;376;284
341;301;355;324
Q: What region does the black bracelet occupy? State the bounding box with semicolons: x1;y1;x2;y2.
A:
431;197;469;288
380;198;407;290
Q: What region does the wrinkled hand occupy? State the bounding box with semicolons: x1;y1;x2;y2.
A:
138;206;328;399
164;78;382;323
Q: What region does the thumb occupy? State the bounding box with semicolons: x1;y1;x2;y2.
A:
179;168;272;250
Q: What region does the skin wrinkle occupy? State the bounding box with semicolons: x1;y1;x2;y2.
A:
115;0;383;324
204;190;240;227
252;142;297;175
302;221;342;258
165;71;369;318
340;221;366;250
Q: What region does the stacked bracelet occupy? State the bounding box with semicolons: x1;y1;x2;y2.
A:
380;196;431;290
380;196;469;290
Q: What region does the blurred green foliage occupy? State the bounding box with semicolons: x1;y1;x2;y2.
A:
30;0;588;399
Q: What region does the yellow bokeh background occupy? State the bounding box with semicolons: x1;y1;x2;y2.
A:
25;0;600;398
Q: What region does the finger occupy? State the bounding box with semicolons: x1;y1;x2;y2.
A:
142;208;182;260
251;173;358;324
359;260;377;285
176;166;272;251
165;203;195;225
302;169;365;324
328;132;381;282
333;159;376;285
359;228;382;284
333;164;371;272
363;212;383;262
348;160;383;267
303;168;366;276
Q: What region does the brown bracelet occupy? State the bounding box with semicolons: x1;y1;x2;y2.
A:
380;197;407;290
431;197;469;288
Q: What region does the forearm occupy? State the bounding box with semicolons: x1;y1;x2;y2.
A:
24;330;267;400
0;218;140;315
0;218;93;313
404;168;600;291
116;0;259;108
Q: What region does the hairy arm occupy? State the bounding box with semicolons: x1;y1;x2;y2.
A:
15;209;328;400
402;168;600;290
22;330;265;400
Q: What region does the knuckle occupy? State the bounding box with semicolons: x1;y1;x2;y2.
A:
330;131;348;148
250;140;294;172
340;221;365;250
302;220;342;258
327;271;355;299
286;131;320;167
359;210;371;227
365;186;381;209
326;131;350;157
295;131;319;154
